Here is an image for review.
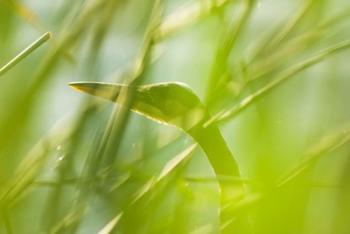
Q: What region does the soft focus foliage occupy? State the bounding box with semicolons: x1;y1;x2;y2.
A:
1;0;350;233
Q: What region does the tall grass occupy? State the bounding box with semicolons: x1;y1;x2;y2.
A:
1;0;350;233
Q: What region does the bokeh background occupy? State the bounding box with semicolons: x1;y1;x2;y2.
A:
1;0;350;233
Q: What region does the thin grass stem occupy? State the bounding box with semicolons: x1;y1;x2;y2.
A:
0;32;51;78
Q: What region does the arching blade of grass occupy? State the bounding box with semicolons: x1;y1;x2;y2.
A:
70;80;248;232
70;81;244;190
204;39;350;126
0;32;51;78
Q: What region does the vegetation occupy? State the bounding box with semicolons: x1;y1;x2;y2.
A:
1;0;350;233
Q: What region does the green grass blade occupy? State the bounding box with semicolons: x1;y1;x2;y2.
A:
277;125;350;187
205;0;255;104
0;114;75;206
131;144;197;204
205;39;350;126
248;0;316;63
0;32;51;78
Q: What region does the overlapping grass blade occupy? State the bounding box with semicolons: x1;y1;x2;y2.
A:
205;0;255;104
205;39;350;126
0;114;76;206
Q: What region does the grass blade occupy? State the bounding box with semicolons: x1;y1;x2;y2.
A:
0;32;51;78
277;125;350;187
0;114;75;206
97;213;123;234
155;0;233;40
205;39;350;126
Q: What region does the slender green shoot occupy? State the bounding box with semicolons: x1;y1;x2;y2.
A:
0;32;51;78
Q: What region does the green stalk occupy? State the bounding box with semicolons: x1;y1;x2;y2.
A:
0;32;51;78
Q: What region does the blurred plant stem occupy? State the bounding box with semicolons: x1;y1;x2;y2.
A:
205;0;255;107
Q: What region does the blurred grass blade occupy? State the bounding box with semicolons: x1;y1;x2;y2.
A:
5;1;45;33
63;2;164;233
155;0;232;40
185;175;257;185
0;114;75;206
219;124;350;219
89;0;163;171
221;192;261;219
0;32;51;78
270;0;316;45
61;144;196;234
132;144;197;204
205;39;350;126
247;5;350;83
259;0;316;56
205;0;255;104
157;144;197;181
98;213;123;234
277;125;350;187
